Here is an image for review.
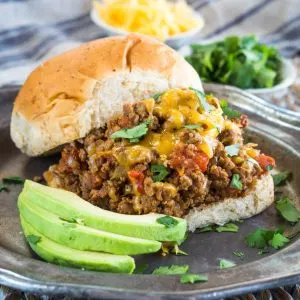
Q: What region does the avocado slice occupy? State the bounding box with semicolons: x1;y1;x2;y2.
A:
19;194;161;255
21;180;187;242
20;217;135;273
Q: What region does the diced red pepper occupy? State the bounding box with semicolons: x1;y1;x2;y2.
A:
128;170;145;193
255;154;276;171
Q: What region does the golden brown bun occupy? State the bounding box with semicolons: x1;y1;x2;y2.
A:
11;34;202;156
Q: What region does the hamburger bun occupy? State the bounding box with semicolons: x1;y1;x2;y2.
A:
10;34;202;156
185;174;274;231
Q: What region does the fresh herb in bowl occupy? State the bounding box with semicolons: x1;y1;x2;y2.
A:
185;35;282;89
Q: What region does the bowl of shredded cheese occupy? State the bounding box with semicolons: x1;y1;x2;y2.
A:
91;0;205;48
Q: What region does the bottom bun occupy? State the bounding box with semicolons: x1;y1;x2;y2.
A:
185;174;274;232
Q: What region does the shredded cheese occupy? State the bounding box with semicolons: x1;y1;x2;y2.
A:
94;0;204;40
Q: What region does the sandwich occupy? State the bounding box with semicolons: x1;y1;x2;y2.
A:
11;34;275;231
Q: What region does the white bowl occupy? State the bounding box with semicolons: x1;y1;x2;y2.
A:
90;7;205;49
179;44;297;101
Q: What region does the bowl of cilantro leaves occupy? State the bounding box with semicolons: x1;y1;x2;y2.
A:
182;35;297;102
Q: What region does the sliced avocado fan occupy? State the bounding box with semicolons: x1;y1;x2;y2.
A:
21;217;135;274
21;180;187;242
18;194;161;255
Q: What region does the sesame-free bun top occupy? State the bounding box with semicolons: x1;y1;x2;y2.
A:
11;34;202;156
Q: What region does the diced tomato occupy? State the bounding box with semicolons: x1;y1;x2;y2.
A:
194;152;210;172
169;145;209;173
255;154;276;171
127;170;145;193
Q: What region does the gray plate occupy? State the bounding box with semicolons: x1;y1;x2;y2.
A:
0;84;299;299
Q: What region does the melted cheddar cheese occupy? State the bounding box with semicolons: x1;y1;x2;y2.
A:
144;88;224;158
113;88;225;170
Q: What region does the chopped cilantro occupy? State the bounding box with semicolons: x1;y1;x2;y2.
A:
180;274;208;284
276;197;300;222
3;176;25;184
196;225;214;233
152;264;189;275
153;92;163;101
110;120;152;143
195;223;239;233
156;216;179;228
134;264;149;274
246;227;290;250
266;165;273;171
150;164;170;182
185;36;281;89
219;259;236;269
59;216;77;223
272;171;292;186
26;234;41;244
219;100;242;118
271;232;289;249
233;250;244;258
230;174;243;190
189;87;214;112
0;182;8;192
184;124;202;130
225;144;240;157
246;228;269;249
216;223;239;233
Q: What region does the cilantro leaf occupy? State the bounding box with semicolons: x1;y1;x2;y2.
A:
150;164;170;182
246;227;290;250
157;216;179;228
153;92;163;101
222;106;242;118
270;232;289;249
0;182;8;192
26;234;41;244
266;165;273;171
184;124;202;130
219;259;236;269
196;225;214;233
232;250;244;258
276;197;300;222
246;228;268;249
134;264;149;274
152;264;189;275
180;274;208;284
216;223;239;232
189;87;214;112
230;174;243;190
3;176;25;184
225;144;240;157
110;120;152;142
272;171;292;186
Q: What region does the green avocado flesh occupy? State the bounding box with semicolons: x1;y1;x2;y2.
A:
18;194;161;255
20;217;135;274
21;180;187;242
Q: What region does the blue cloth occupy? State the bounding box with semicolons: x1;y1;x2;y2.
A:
0;0;299;86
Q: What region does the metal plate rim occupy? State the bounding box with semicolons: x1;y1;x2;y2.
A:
0;85;300;299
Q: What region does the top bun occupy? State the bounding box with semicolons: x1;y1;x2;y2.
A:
11;34;202;156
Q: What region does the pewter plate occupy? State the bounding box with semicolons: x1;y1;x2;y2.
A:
0;84;299;299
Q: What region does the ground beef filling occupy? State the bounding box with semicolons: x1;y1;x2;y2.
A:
44;91;264;217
